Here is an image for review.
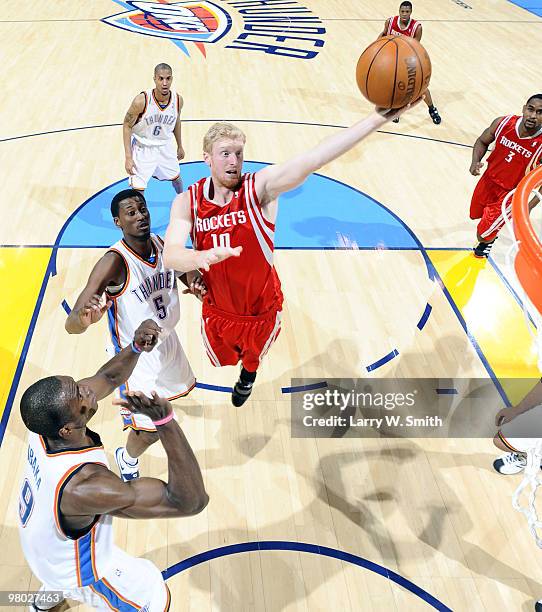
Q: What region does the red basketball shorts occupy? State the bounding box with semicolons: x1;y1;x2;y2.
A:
469;173;513;241
201;305;282;371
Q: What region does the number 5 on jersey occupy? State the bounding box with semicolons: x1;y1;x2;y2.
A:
153;295;167;320
211;233;232;248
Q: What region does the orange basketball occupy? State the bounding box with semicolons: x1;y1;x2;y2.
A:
356;36;432;109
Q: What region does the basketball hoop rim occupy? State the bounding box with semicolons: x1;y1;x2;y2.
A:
512;166;542;264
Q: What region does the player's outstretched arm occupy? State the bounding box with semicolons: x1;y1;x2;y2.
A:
123;93;145;175
61;393;208;519
255;109;408;205
163;193;242;273
470;116;503;176
65;253;124;334
78;319;160;401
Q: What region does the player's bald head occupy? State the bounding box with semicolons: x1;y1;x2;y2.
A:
154;63;172;76
20;376;73;439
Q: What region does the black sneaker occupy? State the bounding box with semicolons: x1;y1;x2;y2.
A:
392;117;400;124
473;239;496;258
535;600;542;611
429;106;441;124
231;380;254;407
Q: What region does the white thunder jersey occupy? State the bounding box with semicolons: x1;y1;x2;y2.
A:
107;234;180;348
131;89;180;147
19;430;114;590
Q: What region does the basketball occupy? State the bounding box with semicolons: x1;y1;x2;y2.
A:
356;35;432;108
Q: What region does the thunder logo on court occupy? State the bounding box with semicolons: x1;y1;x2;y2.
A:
103;1;232;45
103;0;326;60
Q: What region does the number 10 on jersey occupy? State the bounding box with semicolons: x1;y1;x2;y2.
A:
211;233;232;248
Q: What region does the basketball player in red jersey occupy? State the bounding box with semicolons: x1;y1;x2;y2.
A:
470;94;542;258
162;104;418;406
379;1;441;125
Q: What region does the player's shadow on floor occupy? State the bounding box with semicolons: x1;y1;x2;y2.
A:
313;445;542;602
139;437;542;608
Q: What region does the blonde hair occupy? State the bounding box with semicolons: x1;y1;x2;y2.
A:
203;122;246;154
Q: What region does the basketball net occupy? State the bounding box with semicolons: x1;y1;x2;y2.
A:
512;440;542;548
501;166;542;547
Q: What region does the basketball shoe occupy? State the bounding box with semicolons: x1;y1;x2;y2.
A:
232;380;254;407
429;106;442;124
535;600;542;611
231;367;256;407
115;447;140;481
473;238;496;258
493;452;527;475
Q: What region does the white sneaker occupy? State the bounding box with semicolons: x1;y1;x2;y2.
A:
493;452;527;475
115;447;140;482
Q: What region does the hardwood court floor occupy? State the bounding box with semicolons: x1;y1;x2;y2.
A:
1;1;542;610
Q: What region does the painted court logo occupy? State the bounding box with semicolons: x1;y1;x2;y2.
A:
103;1;231;44
104;0;326;60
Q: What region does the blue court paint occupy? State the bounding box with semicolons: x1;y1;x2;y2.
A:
417;303;432;330
281;382;328;394
162;541;451;611
195;382;233;393
507;0;542;16
61;300;71;315
58;162;420;251
366;349;399;372
435;388;458;395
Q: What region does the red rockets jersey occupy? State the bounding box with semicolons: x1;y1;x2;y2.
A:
486;115;542;190
386;15;420;38
188;173;283;316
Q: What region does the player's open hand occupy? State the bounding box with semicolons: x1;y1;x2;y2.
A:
197;246;243;271
470;161;483;176
76;294;112;329
133;319;161;352
115;390;172;423
182;270;207;301
495;407;518;427
376;94;425;121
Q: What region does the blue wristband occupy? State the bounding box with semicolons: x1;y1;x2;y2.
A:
131;341;142;354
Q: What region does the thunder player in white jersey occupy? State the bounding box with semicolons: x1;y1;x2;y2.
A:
65;189;205;481
19;320;208;611
123;63;185;193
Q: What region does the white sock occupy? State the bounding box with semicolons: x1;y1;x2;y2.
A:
122;448;138;465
